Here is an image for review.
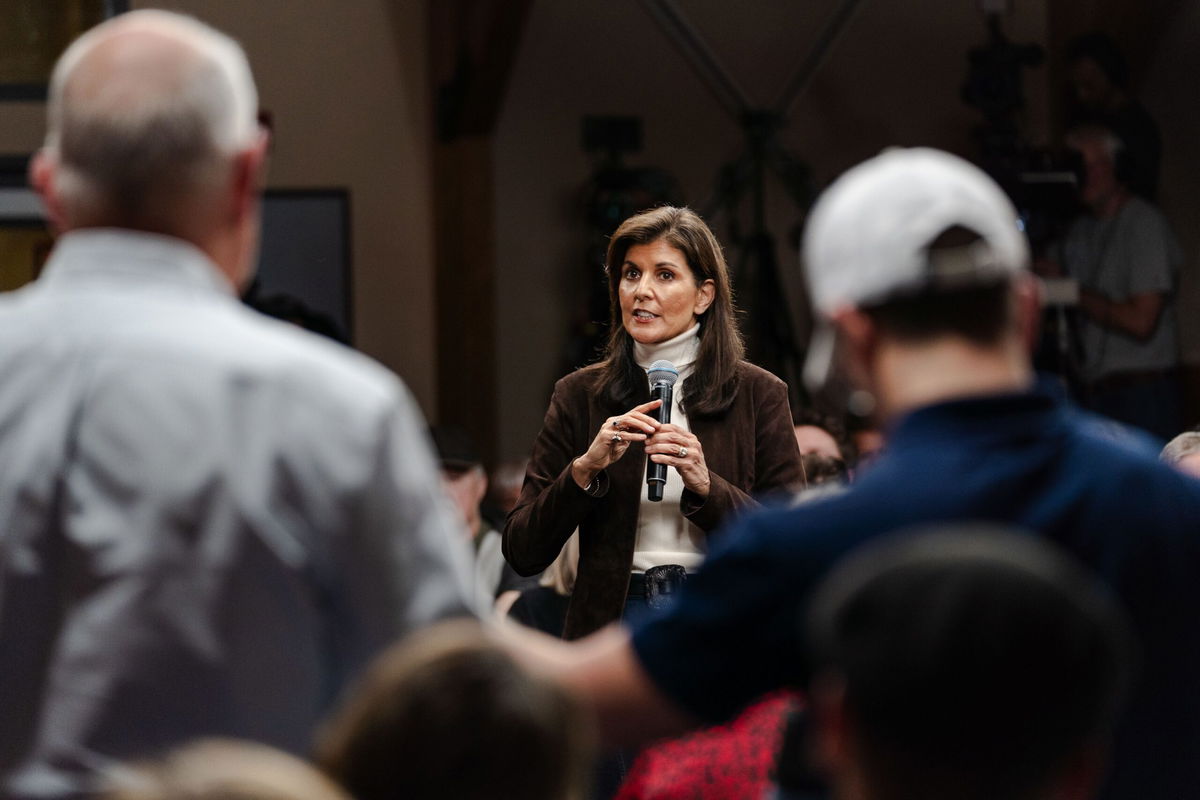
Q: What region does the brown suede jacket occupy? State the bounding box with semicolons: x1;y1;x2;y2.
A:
503;361;803;639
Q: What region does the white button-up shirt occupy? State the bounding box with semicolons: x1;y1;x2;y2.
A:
0;229;475;798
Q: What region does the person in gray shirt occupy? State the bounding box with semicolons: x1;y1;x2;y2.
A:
1049;124;1184;440
0;11;476;798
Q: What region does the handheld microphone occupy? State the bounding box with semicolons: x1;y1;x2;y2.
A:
645;360;679;502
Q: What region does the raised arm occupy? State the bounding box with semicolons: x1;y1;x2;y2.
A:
1079;288;1166;342
504;376;664;574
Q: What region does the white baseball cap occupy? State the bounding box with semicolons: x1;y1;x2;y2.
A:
801;147;1030;390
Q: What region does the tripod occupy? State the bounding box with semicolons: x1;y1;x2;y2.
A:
638;0;866;405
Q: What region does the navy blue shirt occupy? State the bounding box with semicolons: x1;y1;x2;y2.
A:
631;383;1200;799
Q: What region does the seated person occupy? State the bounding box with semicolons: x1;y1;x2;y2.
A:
483;459;529;531
799;452;848;490
431;426;531;606
801;528;1133;800
792;410;852;463
507;531;580;637
316;620;593;800
792;408;853;494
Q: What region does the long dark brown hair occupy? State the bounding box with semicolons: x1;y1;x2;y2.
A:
596;206;744;416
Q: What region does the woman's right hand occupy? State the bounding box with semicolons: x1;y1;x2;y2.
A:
571;399;663;489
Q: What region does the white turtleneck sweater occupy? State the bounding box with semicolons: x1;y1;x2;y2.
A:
631;323;706;572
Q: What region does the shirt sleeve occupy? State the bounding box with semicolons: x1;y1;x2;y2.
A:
1124;204;1178;297
337;382;479;661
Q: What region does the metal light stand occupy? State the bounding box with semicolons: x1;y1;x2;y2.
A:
638;0;867;404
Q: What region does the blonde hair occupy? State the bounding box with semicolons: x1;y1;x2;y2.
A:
1160;431;1200;466
103;739;350;800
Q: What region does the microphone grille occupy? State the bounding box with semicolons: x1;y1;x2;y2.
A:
647;360;679;387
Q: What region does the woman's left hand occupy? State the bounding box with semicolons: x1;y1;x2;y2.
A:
646;424;710;497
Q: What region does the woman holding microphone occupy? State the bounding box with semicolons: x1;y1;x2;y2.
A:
504;206;802;639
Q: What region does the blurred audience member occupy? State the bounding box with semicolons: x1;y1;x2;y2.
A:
791;408;853;495
507;531;580;638
1065;32;1160;200
1160;431;1200;479
432;426;531;607
316;620;593;800
1;12;473;797
486;458;543;616
794;408;885;478
802;529;1132;800
104;740;350;800
849;427;885;472
1047;125;1183;440
792;408;854;462
799;453;848;490
483;458;529;530
792;425;841;460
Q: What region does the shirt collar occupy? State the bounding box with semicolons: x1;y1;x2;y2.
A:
885;377;1065;452
38;228;236;297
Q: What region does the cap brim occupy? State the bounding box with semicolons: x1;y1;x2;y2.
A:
803;322;837;395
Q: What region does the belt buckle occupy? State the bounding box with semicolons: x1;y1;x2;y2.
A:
644;564;688;611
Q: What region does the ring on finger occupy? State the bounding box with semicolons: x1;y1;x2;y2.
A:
678;446;687;458
611;420;621;429
611;434;622;443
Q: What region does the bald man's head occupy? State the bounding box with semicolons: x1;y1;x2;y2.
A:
40;11;259;237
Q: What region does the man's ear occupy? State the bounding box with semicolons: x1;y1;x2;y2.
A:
29;149;67;234
829;307;878;372
1013;273;1042;354
228;128;270;223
